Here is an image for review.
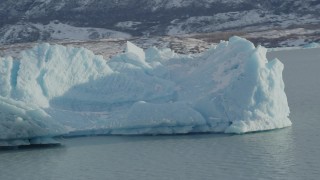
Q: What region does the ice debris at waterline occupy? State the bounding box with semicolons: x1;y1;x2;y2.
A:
0;37;291;145
0;96;66;146
303;42;320;49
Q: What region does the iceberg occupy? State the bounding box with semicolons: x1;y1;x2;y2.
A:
0;37;291;145
303;42;320;49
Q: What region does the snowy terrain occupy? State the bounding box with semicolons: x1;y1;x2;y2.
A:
0;37;292;146
0;0;319;45
0;21;131;45
167;10;320;35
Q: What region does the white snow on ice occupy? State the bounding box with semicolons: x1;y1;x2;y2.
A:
0;37;291;145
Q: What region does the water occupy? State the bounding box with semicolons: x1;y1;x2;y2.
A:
1;48;319;180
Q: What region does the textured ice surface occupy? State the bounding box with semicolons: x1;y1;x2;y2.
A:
0;37;291;145
303;42;320;49
0;96;66;146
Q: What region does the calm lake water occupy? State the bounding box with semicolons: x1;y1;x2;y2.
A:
0;48;319;180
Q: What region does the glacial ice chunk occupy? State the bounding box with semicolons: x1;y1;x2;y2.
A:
0;96;66;146
0;37;292;144
126;41;146;61
2;43;113;107
303;42;320;49
0;56;13;97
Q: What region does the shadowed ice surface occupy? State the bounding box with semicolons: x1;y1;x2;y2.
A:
0;48;319;180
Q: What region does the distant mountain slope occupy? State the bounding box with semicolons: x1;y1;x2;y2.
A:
0;0;319;44
0;21;131;44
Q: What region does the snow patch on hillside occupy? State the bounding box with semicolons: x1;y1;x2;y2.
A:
0;21;131;45
167;10;320;35
115;21;142;30
35;21;131;40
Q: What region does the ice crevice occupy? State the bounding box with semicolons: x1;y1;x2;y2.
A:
0;36;291;146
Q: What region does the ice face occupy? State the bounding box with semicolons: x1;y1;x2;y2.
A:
303;42;320;49
0;37;291;145
0;96;66;146
126;41;146;62
15;44;113;107
0;56;13;97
